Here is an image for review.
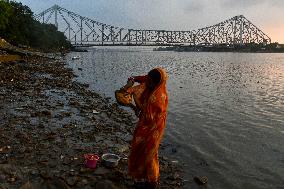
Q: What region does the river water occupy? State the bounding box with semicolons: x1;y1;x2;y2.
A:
67;47;284;189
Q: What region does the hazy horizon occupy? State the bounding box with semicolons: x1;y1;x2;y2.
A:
16;0;284;43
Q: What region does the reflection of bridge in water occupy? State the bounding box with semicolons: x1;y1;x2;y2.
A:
35;5;271;47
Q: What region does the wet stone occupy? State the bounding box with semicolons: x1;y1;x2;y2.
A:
94;167;111;175
95;180;118;189
62;157;72;165
30;170;39;176
79;167;94;174
40;171;53;179
64;176;79;186
193;176;208;185
48;161;57;168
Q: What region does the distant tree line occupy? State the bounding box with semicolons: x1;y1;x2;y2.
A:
244;42;284;52
0;0;71;51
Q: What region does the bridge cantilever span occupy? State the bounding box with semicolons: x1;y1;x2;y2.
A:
35;4;271;46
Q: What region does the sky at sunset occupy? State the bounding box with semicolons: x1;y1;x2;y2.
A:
16;0;284;43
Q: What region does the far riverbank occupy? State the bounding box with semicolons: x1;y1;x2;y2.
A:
154;43;284;53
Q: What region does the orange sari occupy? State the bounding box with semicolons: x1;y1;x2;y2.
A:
127;68;168;182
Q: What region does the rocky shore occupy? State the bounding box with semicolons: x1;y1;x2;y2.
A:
0;55;183;188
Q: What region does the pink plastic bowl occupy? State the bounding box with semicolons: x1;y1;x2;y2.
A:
84;154;99;169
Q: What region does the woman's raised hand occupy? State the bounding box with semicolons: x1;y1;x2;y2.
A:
128;76;135;82
126;77;135;86
121;77;134;91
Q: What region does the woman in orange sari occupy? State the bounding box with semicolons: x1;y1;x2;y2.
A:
122;68;168;189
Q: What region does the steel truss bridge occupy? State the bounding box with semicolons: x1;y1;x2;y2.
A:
35;5;271;47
